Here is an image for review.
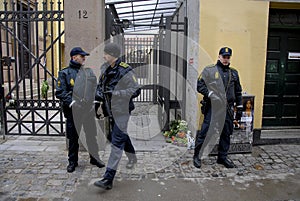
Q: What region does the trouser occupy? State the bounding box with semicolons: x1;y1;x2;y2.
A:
194;106;233;160
66;114;79;163
103;114;136;181
109;118;136;154
66;108;100;164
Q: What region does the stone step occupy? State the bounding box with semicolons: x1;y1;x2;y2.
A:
261;129;300;139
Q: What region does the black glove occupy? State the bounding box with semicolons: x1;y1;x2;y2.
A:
200;99;208;114
95;102;100;113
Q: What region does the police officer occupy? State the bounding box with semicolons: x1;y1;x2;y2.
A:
194;47;243;169
94;43;140;190
55;47;105;173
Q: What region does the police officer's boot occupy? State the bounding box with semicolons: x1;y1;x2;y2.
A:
90;155;105;168
217;157;236;168
67;161;78;173
94;178;113;190
126;154;137;169
193;146;201;168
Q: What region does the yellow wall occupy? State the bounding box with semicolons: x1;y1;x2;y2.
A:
199;0;270;129
44;0;65;77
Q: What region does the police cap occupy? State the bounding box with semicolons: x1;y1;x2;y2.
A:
219;47;232;56
70;47;90;57
104;43;121;58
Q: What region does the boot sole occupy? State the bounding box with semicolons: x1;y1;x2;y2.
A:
94;182;112;190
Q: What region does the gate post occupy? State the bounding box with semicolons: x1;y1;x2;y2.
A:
163;16;172;131
64;0;105;67
0;58;4;139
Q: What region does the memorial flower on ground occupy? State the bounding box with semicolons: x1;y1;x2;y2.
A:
163;120;190;147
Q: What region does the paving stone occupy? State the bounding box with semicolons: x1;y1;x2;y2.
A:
17;198;38;201
51;169;66;174
264;159;274;164
52;198;65;201
3;197;18;201
7;146;46;152
46;180;64;186
40;169;51;174
0;145;12;151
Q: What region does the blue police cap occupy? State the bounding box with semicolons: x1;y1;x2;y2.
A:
70;47;90;57
219;47;232;56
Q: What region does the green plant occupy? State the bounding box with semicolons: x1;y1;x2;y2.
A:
41;80;49;99
163;120;188;138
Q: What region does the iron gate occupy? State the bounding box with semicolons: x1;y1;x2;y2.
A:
0;0;64;136
158;15;188;131
124;35;157;103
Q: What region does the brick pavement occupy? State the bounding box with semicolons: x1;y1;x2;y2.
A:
0;134;299;201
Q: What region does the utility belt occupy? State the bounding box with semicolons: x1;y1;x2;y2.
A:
200;98;235;117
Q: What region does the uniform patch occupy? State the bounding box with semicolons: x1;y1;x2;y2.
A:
119;62;129;68
225;47;229;53
215;71;219;79
70;78;74;86
57;80;61;87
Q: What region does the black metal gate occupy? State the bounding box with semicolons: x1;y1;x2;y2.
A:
124;35;157;103
0;0;64;136
157;15;188;131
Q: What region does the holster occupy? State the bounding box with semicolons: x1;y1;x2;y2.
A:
200;99;210;114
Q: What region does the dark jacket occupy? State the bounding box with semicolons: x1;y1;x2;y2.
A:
197;61;242;107
55;60;81;115
95;59;140;115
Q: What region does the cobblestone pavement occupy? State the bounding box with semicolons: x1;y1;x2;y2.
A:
0;135;299;201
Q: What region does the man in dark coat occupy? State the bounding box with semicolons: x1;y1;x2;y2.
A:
94;43;140;190
194;47;243;169
55;47;105;173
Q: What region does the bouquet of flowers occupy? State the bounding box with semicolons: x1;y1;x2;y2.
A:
163;120;192;147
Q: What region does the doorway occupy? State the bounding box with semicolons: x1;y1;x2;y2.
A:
263;28;300;127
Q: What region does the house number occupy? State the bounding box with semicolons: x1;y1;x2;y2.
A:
78;10;88;19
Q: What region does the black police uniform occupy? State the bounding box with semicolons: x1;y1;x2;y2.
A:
55;60;103;169
95;58;140;182
195;48;242;168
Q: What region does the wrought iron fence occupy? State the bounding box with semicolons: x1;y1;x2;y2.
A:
0;0;64;135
